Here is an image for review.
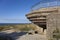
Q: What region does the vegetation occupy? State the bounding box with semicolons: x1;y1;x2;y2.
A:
0;25;13;31
19;26;32;31
48;39;53;40
0;23;38;31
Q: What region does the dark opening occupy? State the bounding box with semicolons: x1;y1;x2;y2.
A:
35;31;38;34
43;25;46;32
38;25;46;32
28;33;32;35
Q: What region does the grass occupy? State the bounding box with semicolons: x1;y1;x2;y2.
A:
0;23;38;31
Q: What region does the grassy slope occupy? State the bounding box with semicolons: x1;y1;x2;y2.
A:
0;23;38;31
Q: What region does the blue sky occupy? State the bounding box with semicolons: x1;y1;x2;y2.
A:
0;0;59;23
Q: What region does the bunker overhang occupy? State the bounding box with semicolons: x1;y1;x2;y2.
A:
26;0;60;29
26;7;59;29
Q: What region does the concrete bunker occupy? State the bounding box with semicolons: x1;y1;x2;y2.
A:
26;7;59;34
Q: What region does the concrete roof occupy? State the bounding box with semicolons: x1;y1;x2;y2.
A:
26;6;60;16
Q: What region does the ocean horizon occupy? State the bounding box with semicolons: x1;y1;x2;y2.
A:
0;23;31;25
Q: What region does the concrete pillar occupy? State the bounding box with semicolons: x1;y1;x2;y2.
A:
44;29;46;35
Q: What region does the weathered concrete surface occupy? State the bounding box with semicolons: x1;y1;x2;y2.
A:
17;34;47;40
47;13;60;40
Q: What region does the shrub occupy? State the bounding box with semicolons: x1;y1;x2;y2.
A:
20;26;32;31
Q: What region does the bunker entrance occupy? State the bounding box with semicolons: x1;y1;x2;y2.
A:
38;25;46;32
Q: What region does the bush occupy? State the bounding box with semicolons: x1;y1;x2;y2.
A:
20;26;32;31
48;39;53;40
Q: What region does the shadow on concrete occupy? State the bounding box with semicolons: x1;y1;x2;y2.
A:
0;32;27;40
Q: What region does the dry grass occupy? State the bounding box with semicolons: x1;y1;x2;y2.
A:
0;23;39;31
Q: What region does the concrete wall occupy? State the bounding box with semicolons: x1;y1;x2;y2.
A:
47;13;60;40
